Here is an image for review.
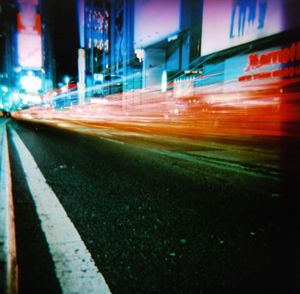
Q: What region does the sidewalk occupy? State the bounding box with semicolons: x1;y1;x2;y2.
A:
0;119;18;294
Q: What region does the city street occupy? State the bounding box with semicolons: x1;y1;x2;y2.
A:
1;0;300;293
3;117;299;293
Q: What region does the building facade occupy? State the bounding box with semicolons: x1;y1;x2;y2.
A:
134;0;300;95
0;0;16;110
0;0;54;110
77;0;135;99
134;0;202;90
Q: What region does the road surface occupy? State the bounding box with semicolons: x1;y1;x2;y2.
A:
2;118;299;293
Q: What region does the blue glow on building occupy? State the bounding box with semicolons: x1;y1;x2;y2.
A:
77;0;85;48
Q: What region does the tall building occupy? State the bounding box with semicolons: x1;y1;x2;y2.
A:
0;0;16;110
40;0;55;93
14;0;43;105
77;0;135;99
0;0;55;110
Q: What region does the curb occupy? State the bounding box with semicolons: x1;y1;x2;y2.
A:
0;123;18;294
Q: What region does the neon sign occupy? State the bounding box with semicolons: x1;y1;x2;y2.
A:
245;42;300;72
238;42;300;82
17;0;42;68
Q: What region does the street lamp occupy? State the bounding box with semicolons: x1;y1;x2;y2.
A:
1;86;8;93
161;70;167;92
64;75;70;85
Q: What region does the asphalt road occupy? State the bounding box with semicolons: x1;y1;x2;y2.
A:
6;118;299;293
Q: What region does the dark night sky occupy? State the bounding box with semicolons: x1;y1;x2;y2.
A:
49;0;79;83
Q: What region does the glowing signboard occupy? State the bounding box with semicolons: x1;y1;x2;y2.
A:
238;41;300;82
17;0;42;68
17;32;42;68
201;0;300;56
20;74;42;92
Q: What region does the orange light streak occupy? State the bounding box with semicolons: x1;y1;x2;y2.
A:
13;74;300;140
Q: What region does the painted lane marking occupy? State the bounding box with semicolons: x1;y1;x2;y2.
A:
100;137;125;145
11;129;111;294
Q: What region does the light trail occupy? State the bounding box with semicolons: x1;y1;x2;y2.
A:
13;71;300;140
12;72;300;179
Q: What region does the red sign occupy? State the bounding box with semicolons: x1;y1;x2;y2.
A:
239;42;300;82
17;13;41;34
245;42;300;72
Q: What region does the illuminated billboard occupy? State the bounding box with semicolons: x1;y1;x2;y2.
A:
20;74;42;92
231;42;300;82
134;0;180;49
201;0;300;56
17;32;42;68
17;0;42;68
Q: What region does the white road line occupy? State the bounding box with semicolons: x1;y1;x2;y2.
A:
101;137;125;145
11;129;111;294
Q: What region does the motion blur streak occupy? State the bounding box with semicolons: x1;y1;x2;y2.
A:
13;75;300;140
